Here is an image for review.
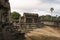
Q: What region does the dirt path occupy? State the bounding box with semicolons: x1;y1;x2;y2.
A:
25;26;60;40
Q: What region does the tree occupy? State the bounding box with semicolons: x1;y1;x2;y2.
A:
40;15;52;20
45;15;51;20
52;16;56;20
40;15;45;20
50;8;54;20
50;8;54;13
10;11;20;19
57;16;60;20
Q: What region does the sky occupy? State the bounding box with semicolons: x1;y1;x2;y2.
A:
9;0;60;16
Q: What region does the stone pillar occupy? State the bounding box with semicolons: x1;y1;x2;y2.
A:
18;16;22;31
24;16;26;23
0;0;11;40
32;18;34;23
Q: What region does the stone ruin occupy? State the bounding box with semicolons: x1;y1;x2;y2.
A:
19;13;43;32
0;0;25;40
20;13;39;28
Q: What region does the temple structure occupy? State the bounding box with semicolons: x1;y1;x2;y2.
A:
12;13;60;31
19;13;41;31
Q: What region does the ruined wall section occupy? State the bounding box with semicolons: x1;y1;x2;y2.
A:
0;0;10;27
0;0;11;40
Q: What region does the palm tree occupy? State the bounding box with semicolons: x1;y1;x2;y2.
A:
50;8;54;20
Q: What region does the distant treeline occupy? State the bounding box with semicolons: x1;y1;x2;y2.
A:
40;15;60;21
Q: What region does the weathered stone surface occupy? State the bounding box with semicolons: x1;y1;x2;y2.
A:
0;0;10;40
0;0;25;40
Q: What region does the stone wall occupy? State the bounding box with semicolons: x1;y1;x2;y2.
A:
0;0;10;40
0;0;26;40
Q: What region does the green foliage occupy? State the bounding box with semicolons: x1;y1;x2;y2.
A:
45;15;51;20
57;16;60;20
52;17;56;20
10;11;20;19
40;15;45;20
40;15;51;20
40;15;60;21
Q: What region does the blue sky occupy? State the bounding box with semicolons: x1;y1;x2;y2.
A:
9;0;60;16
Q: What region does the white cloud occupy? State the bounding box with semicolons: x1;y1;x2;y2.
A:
9;0;41;8
9;0;60;16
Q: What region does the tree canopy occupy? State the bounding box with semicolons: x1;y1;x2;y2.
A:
58;16;60;20
10;11;20;19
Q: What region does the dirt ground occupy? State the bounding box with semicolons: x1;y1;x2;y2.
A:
25;26;60;40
